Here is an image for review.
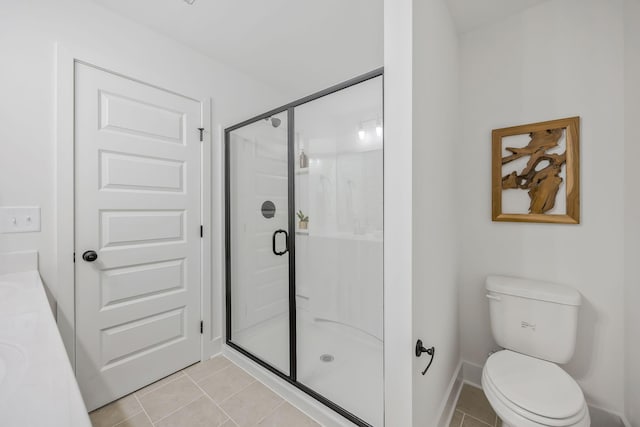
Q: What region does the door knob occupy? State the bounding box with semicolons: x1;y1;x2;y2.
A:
82;250;98;262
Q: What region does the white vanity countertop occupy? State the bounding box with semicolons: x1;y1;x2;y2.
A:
0;268;91;427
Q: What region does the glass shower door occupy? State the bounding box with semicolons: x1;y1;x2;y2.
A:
226;111;291;375
225;69;383;427
294;76;384;427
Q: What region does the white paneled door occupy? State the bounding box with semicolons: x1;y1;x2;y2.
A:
74;63;202;411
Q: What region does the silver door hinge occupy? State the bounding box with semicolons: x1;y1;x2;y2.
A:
198;128;205;142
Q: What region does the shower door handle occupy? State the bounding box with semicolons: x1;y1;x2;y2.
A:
272;229;289;256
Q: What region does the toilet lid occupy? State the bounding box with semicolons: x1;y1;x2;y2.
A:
485;351;585;420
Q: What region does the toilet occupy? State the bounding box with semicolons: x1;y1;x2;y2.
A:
482;276;590;427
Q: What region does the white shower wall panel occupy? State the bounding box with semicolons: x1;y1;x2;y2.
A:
296;234;383;340
295;146;383;341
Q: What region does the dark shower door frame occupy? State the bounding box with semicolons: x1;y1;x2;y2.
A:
224;67;384;427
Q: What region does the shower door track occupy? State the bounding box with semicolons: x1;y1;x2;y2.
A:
225;67;384;427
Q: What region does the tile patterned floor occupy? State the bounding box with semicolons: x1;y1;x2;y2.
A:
91;359;501;427
89;356;320;427
450;384;502;427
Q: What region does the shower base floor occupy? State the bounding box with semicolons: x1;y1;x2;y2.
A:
232;309;383;426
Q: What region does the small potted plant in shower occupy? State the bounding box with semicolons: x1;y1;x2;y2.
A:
297;210;309;230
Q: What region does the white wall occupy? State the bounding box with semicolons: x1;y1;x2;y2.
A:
412;0;460;426
383;0;414;424
385;1;461;424
458;0;626;414
624;1;640;425
0;0;287;353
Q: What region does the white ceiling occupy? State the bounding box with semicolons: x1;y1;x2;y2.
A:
90;0;550;98
90;0;383;97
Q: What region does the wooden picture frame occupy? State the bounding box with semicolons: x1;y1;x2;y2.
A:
492;117;580;224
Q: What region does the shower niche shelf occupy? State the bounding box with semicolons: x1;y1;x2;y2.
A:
295;229;309;235
295;167;309;175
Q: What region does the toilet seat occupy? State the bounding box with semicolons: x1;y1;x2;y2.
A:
482;350;590;427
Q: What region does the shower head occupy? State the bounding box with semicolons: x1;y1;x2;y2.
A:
264;117;282;128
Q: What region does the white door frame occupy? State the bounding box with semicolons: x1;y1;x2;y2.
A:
55;44;213;369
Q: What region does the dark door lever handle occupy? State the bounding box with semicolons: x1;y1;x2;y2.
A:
416;339;435;375
272;229;288;256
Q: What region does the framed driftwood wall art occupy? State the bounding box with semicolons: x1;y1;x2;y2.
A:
492;117;580;224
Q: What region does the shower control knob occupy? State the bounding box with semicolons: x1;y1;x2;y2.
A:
82;250;98;262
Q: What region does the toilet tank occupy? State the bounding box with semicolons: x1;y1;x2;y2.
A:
486;275;582;364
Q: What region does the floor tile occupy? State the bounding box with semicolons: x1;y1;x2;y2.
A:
137;375;203;422
88;359;324;427
184;356;232;383
449;410;464;427
155;396;229;427
113;412;152;427
199;364;255;403
89;394;142;427
456;385;497;426
220;382;283;427
134;371;185;398
257;402;320;427
461;414;494;427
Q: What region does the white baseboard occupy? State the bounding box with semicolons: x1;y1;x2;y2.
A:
461;360;483;388
208;336;222;357
589;405;631;427
460;360;629;427
437;360;464;427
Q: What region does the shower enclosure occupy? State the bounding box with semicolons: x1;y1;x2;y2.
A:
225;69;383;427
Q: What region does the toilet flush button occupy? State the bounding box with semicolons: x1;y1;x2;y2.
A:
0;207;41;233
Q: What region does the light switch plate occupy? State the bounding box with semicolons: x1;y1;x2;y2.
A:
0;207;41;233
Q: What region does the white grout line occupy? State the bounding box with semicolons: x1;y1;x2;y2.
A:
213;380;256;404
108;356;311;427
103;359;239;427
184;361;234;385
135;372;186;398
213;368;259;407
187;371;242;426
223;356;322;420
91;394;146;427
187;358;291;426
217;359;318;426
109;409;145;427
224;355;324;425
136;372;213;425
148;392;207;425
462;412;495;427
132;393;154;427
97;358;235;427
254;400;287;425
